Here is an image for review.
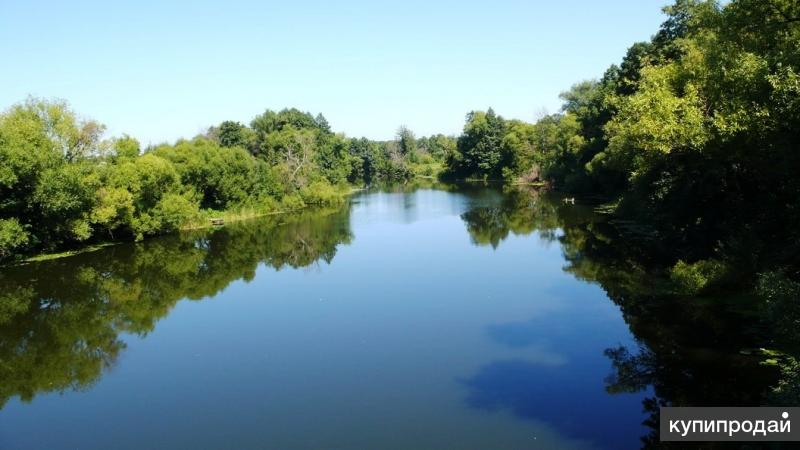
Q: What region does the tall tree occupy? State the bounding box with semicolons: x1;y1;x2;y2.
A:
453;108;507;178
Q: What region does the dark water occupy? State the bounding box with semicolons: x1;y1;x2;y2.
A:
0;185;776;449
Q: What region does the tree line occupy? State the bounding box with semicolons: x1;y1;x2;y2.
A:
444;0;799;305
0;101;452;261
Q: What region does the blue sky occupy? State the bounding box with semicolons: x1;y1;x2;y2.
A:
1;0;667;145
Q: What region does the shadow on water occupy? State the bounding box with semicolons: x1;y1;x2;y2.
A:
0;205;352;409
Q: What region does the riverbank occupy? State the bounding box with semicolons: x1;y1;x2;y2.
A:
8;186;360;266
180;185;367;231
9;179;540;265
17;205;310;264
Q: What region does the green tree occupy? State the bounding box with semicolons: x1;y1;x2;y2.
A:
396;125;418;157
418;134;455;161
152;137;274;209
315;113;332;134
0;219;29;260
214;121;250;148
0;98;104;254
112;134;140;160
450;108;507;178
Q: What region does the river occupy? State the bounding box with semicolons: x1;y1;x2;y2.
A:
0;185;775;449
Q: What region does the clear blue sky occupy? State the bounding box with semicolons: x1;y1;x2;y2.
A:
1;0;667;145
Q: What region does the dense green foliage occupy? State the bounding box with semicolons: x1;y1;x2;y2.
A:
0;100;344;257
445;0;800;301
0;102;450;261
444;108;583;184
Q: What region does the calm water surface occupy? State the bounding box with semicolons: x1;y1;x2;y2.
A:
0;186;769;449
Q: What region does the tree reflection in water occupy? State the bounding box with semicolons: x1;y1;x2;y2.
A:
0;206;352;408
459;186;794;449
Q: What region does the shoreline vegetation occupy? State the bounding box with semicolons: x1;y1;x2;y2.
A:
1;0;798;331
17;186;366;264
0;102;453;265
12;185;371;264
13;181;541;264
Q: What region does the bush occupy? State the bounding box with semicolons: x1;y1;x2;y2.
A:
152;138;273;209
280;194;306;211
670;259;726;295
152;192;200;232
130;192;199;240
0;218;29;261
757;271;800;346
418;153;435;165
299;181;344;205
